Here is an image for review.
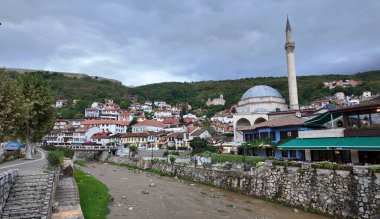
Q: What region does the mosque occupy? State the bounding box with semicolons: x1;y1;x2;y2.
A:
233;17;299;143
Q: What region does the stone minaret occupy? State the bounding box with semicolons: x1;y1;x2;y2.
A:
285;16;299;110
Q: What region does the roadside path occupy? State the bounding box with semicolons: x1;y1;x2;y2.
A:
0;149;47;174
79;162;328;219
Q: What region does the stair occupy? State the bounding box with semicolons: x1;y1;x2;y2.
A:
52;177;83;219
2;173;55;219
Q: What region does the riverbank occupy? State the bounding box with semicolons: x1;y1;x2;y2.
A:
78;161;327;219
74;168;110;219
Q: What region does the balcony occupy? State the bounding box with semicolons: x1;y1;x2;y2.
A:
344;127;380;137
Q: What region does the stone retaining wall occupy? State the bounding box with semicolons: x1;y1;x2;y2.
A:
108;156;380;219
0;169;18;215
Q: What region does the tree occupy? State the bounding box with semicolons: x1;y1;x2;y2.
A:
189;137;216;154
0;71;26;139
16;73;56;159
120;100;132;109
128;117;138;132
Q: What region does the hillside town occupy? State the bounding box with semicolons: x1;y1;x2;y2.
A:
1;6;380;219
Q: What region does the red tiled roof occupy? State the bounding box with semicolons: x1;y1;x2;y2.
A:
187;126;199;133
238;116;306;131
86;108;98;111
167;132;184;138
91;132;112;139
82;120;129;126
132;120;166;127
163;118;180;124
74;127;92;133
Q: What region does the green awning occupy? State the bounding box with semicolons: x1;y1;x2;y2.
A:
279;137;380;151
303;112;342;127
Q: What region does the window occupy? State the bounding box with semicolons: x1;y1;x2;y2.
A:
270;132;276;140
372;113;380;125
282;150;288;158
289;150;297;157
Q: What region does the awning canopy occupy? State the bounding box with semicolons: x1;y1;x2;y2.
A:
303;112;342;127
279;137;380;151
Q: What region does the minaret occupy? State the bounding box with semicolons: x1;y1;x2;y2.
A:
285;16;299;110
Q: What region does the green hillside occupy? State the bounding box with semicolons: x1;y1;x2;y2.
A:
131;71;380;109
4;69;380;118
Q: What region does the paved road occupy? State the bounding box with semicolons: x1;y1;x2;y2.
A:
79;163;328;219
0;149;47;175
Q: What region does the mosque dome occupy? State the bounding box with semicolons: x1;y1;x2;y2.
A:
241;85;283;100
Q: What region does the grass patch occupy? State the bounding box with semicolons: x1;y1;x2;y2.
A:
74;168;110;219
74;160;87;167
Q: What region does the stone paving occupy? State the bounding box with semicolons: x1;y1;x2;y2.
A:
52;177;84;219
2;173;55;219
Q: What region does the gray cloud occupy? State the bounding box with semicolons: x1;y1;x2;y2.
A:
0;0;379;85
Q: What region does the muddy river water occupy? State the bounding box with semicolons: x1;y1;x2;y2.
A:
79;163;329;219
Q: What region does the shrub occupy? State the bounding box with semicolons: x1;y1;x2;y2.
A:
311;161;350;170
177;147;188;151
57;147;74;159
130;145;138;153
369;166;379;173
163;151;169;157
210;154;264;166
41;144;57;151
2;150;23;161
169;155;176;165
47;151;64;167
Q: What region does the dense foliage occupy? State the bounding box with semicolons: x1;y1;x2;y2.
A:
0;71;26;139
132;71;380;109
4;69;380;119
205;153;264;166
189;137;217;154
47;150;64;167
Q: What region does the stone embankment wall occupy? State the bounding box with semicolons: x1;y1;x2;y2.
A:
0;169;18;214
108;156;380;219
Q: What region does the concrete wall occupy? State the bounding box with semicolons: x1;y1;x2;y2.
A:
108;156;380;218
0;169;18;214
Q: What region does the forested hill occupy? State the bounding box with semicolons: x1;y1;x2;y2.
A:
4;69;380;114
131;70;380;108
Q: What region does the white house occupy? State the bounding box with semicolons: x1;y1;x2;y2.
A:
81;120;129;134
132;120;166;133
72;126;102;144
154;110;172;118
211;113;233;124
55;100;68;108
91;131;111;145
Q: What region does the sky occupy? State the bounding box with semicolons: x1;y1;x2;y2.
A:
0;1;379;86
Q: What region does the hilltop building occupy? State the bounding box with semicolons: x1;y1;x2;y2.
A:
206;94;226;106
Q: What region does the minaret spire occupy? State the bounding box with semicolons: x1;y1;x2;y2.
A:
286;15;291;32
284;16;299;110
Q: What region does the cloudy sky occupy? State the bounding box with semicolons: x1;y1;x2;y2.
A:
0;1;379;86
